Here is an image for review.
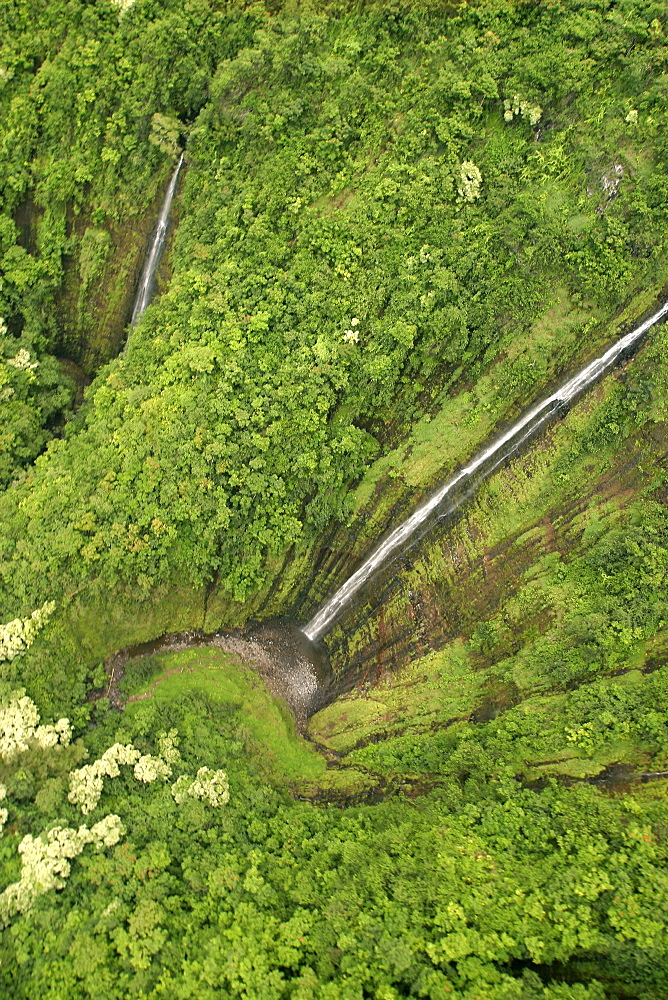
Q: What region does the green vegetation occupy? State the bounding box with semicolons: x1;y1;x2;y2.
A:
311;316;668;783
3;0;668;699
2;676;668;999
121;647;326;786
1;1;668;997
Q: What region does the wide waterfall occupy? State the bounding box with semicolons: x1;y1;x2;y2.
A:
129;153;184;328
303;298;668;642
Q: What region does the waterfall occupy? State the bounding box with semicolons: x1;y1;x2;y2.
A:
129;153;184;329
303;298;668;642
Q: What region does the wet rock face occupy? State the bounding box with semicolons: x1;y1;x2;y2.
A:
104;620;334;727
224;620;334;724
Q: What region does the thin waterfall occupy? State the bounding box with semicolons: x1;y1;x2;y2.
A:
303;298;668;642
129;153;184;329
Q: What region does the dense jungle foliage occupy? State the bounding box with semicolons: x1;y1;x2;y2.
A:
1;0;668;998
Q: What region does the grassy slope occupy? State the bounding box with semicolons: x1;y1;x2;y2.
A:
120;646;326;786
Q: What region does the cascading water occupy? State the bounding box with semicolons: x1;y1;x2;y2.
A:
129;153;184;329
303;298;668;642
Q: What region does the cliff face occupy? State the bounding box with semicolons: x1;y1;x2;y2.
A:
10;164;175;377
204;288;667;647
54;169;178;376
302;333;668;793
315;385;667;688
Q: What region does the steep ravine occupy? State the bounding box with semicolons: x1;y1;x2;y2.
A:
53;160;182;375
53;167;668;742
105;293;668;751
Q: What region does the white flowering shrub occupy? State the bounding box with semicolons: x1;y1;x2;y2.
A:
0;601;55;663
68;743;140;814
0;689;71;762
190;767;229;806
171;767;229;807
0;784;7;836
0;815;124;927
503;94;542;126
343;317;360;344
6;347;38;372
625;108;638;125
134;754;172;783
457;161;482;202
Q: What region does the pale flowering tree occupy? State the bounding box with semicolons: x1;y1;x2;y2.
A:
0;601;55;663
0;815;124;926
111;0;136;12
0;784;7;836
34;718;74;750
0;693;37;758
134;754;172;784
0;689;71;761
171;767;230;807
343;317;360;344
190;767;230;806
6;347;38;373
458;161;482;202
68;764;106;815
68;743;140;814
503;94;542;126
103;742;142;769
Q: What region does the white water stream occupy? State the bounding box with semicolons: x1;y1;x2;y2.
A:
129;153;184;328
303;299;668;642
